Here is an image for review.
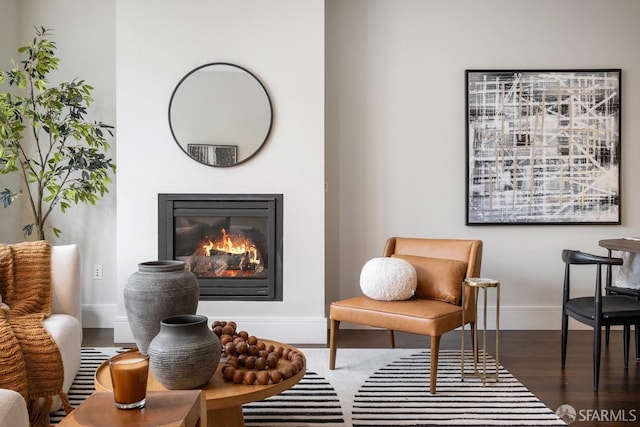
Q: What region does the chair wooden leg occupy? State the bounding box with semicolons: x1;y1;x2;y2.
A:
430;335;441;394
561;314;569;367
593;326;601;391
329;319;339;370
636;324;639;360
604;259;613;347
623;324;630;368
387;329;395;348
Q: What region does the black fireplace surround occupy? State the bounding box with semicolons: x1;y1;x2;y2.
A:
158;194;283;301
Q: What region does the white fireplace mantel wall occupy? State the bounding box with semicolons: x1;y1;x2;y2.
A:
5;0;639;339
114;1;326;343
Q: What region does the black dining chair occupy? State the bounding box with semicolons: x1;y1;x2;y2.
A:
561;249;640;391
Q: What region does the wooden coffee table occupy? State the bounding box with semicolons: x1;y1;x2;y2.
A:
94;340;305;427
58;390;205;426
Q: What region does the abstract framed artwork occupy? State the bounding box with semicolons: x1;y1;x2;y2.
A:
466;69;621;225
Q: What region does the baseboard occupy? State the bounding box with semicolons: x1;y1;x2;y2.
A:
336;306;596;331
81;304;117;328
114;315;328;345
487;306;592;330
90;305;596;339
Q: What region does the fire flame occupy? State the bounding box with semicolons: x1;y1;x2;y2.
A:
203;229;261;267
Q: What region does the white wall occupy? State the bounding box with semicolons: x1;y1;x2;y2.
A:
5;0;638;338
0;0;118;327
325;0;640;329
0;0;19;66
114;0;326;343
0;0;25;244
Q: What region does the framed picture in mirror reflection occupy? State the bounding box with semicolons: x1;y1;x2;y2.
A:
188;144;237;167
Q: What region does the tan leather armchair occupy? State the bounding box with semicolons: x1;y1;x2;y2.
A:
329;237;483;394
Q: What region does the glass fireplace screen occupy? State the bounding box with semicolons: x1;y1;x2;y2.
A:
158;194;283;301
174;215;269;279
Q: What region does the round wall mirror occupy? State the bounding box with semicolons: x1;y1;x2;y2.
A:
168;63;273;167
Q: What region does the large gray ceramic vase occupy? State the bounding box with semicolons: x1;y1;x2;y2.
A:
124;260;199;353
147;314;221;389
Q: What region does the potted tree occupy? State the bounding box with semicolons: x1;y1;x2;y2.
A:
0;27;115;240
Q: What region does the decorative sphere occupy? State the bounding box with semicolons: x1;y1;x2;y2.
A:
360;257;417;301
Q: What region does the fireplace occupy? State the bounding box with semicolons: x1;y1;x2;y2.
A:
158;194;283;301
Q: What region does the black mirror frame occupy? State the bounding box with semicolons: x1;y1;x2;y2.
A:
168;62;274;167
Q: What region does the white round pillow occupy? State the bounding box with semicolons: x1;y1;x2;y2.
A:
360;257;417;301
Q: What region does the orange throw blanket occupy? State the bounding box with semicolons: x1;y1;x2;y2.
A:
0;241;73;427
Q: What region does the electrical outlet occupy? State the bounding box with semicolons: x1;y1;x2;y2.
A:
93;264;103;280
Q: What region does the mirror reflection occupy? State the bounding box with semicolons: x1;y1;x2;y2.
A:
169;63;273;167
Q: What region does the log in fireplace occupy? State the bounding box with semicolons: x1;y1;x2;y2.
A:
158;194;283;300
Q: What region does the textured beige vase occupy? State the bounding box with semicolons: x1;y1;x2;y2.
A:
147;314;221;389
124;260;199;353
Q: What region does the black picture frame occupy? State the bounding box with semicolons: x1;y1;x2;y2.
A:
187;144;238;167
465;69;621;225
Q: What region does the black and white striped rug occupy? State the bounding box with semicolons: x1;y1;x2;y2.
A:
51;348;564;426
350;351;564;426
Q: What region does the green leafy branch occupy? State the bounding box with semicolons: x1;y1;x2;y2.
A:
0;27;115;240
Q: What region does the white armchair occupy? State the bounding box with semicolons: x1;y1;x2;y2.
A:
46;244;83;408
0;244;83;426
0;389;29;427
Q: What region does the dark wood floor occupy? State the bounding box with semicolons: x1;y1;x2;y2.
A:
84;328;639;427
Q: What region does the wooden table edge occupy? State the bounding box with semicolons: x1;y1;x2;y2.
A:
599;238;640;253
94;339;306;411
58;390;205;427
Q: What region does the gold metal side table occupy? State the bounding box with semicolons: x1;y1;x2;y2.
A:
461;277;500;385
